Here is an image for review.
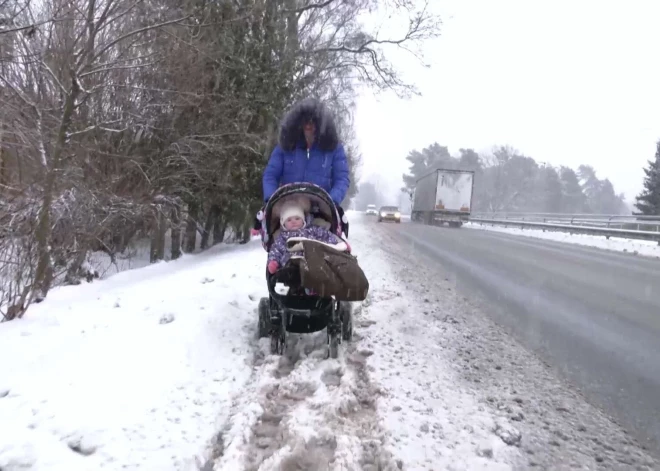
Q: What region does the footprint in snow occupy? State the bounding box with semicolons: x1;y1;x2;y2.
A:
321;367;343;386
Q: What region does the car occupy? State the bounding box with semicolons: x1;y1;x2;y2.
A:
377;206;401;223
365;204;378;216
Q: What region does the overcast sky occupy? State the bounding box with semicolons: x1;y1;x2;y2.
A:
354;0;660;205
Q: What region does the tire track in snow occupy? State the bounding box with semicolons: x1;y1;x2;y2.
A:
213;302;400;471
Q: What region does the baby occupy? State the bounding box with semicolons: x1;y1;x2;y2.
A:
267;198;347;274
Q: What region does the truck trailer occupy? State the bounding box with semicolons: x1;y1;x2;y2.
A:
411;168;475;228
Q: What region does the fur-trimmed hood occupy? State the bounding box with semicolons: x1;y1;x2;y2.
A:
279;97;339;152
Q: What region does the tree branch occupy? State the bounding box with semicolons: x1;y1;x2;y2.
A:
283;0;337;14
89;15;192;65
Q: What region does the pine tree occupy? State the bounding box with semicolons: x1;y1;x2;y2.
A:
634;141;660;215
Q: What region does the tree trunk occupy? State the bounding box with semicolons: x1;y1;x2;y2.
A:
239;207;256;244
171;204;182;260
150;207;167;263
212;212;226;245
0;123;7;192
239;222;251;244
201;205;220;250
149;213;159;263
285;0;299;59
33;156;56;302
200;206;214;250
184;202;198;253
65;251;84;285
235;226;244;243
33;74;80;301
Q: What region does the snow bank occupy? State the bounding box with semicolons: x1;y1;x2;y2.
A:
0;241;266;470
466;222;660;258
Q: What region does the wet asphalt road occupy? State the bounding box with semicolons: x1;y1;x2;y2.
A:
370;217;660;456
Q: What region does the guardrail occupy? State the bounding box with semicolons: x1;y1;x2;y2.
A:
468;213;660;244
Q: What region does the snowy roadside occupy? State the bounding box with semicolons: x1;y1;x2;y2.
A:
0;217;518;471
9;210;652;471
0;242;265;471
348;220;520;470
373;219;660;470
465;221;660;259
213;212;520;471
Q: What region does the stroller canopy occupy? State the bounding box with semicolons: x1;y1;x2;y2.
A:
262;183;342;250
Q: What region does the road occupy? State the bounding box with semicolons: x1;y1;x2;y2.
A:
373;218;660;456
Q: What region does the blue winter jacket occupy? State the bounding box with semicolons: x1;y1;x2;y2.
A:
262;140;350;205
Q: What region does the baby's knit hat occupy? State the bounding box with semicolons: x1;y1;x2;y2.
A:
280;199;306;229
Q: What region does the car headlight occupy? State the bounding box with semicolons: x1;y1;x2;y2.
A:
395;212;401;218
380;212;386;217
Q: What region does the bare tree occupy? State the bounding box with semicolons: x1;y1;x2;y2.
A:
0;0;441;320
0;0;188;314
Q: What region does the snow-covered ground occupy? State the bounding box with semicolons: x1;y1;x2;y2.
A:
0;214;524;471
371;218;659;471
85;228;238;279
0;243;263;470
215;215;519;471
339;221;517;470
466;222;660;259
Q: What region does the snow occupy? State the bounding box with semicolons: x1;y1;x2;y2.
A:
0;213;521;471
217;213;519;470
466;222;660;258
369;216;660;470
85;240;154;277
0;242;264;471
85;229;235;279
350;219;518;470
82;227;241;281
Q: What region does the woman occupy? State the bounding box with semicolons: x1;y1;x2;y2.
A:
260;97;351;236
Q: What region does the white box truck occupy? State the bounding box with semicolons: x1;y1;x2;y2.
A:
412;168;475;228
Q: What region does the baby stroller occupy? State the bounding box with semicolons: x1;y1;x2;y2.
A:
256;182;355;358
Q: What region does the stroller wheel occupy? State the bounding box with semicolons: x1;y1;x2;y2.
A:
327;301;341;359
270;307;287;355
328;332;340;359
271;334;285;355
339;302;353;342
257;297;270;339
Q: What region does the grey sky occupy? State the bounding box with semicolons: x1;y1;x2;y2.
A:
355;0;660;204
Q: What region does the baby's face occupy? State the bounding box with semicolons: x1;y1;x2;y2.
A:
284;216;304;230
